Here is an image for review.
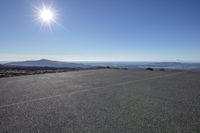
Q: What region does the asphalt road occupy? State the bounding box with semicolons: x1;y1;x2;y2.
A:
0;69;200;133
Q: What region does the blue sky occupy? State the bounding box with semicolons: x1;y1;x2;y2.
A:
0;0;200;62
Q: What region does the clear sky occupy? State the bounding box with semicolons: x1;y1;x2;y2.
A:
0;0;200;62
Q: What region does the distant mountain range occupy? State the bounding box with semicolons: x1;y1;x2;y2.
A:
2;59;200;71
83;61;200;70
5;59;90;68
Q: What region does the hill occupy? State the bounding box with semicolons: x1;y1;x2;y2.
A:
6;59;90;68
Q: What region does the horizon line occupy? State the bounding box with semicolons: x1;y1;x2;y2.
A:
1;59;200;64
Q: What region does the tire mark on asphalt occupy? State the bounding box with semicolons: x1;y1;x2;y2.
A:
0;72;183;109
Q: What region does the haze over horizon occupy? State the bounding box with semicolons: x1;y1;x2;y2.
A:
0;0;200;62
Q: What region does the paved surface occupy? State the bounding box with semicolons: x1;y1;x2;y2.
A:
0;69;200;133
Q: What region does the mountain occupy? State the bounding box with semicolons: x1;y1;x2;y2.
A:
5;59;90;68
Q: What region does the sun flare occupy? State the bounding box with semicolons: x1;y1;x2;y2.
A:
35;4;58;29
39;7;55;23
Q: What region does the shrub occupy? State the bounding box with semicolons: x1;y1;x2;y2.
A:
146;67;154;71
106;66;111;69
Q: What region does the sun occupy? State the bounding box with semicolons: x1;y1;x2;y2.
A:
35;3;58;29
39;7;55;24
